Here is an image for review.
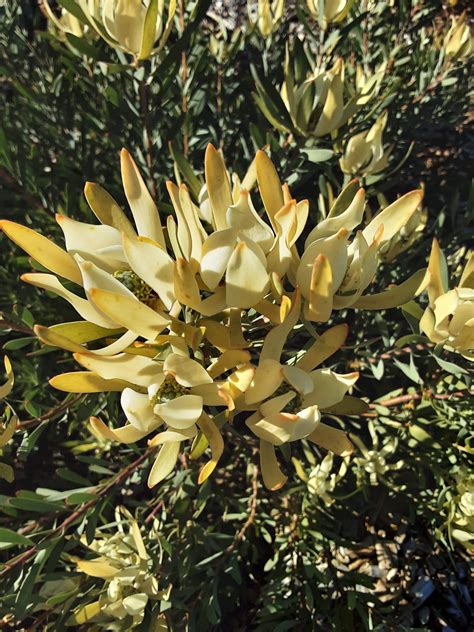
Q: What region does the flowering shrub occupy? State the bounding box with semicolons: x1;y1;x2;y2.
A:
0;1;472;629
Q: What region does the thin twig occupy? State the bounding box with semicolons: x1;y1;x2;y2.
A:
18;394;84;429
0;447;156;578
225;464;258;554
367;388;473;412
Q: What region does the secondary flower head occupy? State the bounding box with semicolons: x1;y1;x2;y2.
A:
420;240;474;358
443;11;473;60
249;0;285;38
68;0;177;60
306;0;355;29
71;509;169;628
339;112;392;177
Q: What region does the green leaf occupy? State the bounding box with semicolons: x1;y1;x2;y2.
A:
300;148;334;162
0;527;33;547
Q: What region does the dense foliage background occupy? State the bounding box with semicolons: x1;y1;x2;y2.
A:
0;1;472;630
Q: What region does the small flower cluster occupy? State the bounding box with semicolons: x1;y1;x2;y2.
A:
0;146;441;489
70;509;170;629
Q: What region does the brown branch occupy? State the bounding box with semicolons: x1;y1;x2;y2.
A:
0;318;34;336
18;394;84;429
225;464;258;555
367;388;473;412
0;447;156;578
179;0;188;155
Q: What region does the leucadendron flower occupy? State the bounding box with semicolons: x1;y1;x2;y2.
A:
231;292;364;490
306;453;348;506
293;178;428;322
443;10;473;60
306;0;355;29
71;0;177;61
64;346;238;487
339;112;393;177
249;0;285;38
419;240;474;358
352;421;404;487
70;508;170;629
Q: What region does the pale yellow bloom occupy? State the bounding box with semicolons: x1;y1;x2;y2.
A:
75;0;176;60
73;348;233;487
307;0;355;29
280;57;350;138
352;421;404;487
71;509;169;628
232;295;359;490
443;11;473;60
296;183;427;321
249;0;285;38
307;453;348;506
420;241;474;357
339;112;392;177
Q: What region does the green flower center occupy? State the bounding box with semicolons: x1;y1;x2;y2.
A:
152;375;190;406
271;382;303;414
113;269;156;305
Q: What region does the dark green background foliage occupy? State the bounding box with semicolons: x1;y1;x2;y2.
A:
0;1;473;630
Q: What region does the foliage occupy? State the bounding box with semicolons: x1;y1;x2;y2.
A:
0;1;472;630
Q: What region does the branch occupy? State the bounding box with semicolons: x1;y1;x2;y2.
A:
0;447;156;578
225;464;259;555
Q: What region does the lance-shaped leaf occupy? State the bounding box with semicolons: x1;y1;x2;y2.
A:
49;321;124;344
68;601;102;626
305;187;365;245
197;413;224;484
121;149;165;247
0;414;17;447
89;288;169;340
352;268;428;309
304;369;359;409
260;439;287;491
90;417;149;443
74;557;119;579
426;238;449;304
1;220;82;285
305;254;333;322
308;423;354;456
84;182;135;237
314;60;344;136
21;273;118;329
226;240;269;308
362;190;423;245
297;228;349;299
35;322;138;356
148;441;181;487
256;149;284;228
248;405;321;446
205;144;232;231
207;350;251;379
55;213;125;272
74;352;160;388
138;0;158;60
0;356;14;399
296;323;349;372
50;371;132;393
